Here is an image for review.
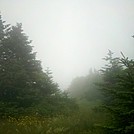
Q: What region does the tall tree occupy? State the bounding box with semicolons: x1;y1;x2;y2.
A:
0;15;59;117
98;50;134;134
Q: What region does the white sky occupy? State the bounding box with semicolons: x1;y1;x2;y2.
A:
0;0;134;89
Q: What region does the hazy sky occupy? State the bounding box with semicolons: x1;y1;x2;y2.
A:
0;0;134;89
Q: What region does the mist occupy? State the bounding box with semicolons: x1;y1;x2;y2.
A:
0;0;134;89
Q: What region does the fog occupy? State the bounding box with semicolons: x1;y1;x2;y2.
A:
0;0;134;89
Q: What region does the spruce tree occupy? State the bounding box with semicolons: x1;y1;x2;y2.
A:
98;50;134;133
0;15;59;117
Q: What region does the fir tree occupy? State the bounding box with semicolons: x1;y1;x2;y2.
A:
98;50;134;133
0;15;59;117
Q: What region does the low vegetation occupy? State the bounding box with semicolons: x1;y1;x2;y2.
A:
0;109;110;134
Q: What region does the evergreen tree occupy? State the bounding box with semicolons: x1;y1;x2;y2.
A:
0;15;59;117
98;50;134;133
0;14;10;41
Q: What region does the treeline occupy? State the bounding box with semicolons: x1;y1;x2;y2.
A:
0;14;134;134
0;14;77;118
68;50;134;133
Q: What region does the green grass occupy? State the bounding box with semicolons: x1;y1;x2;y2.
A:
0;108;109;134
0;99;110;134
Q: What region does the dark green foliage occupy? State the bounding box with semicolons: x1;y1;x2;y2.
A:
0;16;41;116
0;15;77;117
98;50;134;134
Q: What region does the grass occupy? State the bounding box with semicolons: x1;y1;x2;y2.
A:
0;107;109;134
0;98;110;134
